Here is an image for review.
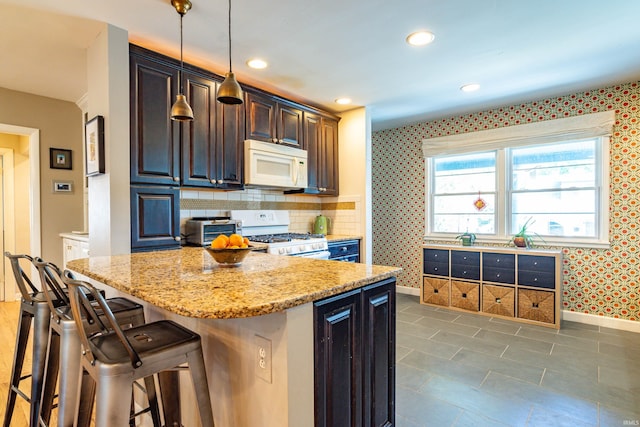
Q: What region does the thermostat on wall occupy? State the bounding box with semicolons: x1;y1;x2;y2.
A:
53;181;73;193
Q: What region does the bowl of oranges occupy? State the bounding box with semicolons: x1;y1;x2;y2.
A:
204;233;253;267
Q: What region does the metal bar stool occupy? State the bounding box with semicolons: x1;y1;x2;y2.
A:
34;259;156;427
62;274;215;427
3;252;56;427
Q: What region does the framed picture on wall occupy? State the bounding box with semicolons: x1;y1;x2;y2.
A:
49;148;72;170
85;115;105;176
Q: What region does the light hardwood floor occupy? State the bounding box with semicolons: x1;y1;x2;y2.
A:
1;301;32;427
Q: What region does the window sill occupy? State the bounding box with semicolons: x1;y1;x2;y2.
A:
424;235;611;250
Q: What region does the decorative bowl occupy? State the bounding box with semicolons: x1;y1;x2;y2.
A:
204;246;254;267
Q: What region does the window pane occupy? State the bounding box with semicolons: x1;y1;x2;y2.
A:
434;152;496;193
512;189;597;237
511;140;596;191
433;194;495;233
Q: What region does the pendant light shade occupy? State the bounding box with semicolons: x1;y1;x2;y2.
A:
171;0;194;121
217;0;244;104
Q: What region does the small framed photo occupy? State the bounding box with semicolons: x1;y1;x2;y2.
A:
49;148;72;170
85;115;105;176
53;181;73;193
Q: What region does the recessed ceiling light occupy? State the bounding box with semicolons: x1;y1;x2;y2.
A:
406;31;435;46
247;58;268;69
335;98;352;105
460;83;480;92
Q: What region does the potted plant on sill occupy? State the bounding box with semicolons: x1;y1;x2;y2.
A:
510;217;544;248
455;232;476;246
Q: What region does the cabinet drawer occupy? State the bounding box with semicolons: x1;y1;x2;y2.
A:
423;249;449;277
482;267;515;284
482;252;515;269
518;289;555;324
518;255;556;289
422;277;449;306
328;240;359;259
451;251;480;280
451;281;479;312
482;285;515;317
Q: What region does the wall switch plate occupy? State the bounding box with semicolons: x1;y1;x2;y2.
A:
255;334;272;383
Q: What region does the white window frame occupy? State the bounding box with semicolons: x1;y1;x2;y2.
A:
423;111;614;248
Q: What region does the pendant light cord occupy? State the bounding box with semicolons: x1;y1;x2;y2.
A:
228;0;233;73
179;13;185;93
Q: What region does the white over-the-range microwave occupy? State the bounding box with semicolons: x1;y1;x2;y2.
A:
244;139;308;190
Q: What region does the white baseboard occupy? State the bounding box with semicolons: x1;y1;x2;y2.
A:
562;310;640;333
396;286;420;296
395;285;640;334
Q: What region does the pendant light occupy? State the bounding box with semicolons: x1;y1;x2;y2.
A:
217;0;244;104
170;0;194;121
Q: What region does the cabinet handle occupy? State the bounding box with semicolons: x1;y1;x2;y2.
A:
495;298;502;303
174;236;181;241
173;177;180;182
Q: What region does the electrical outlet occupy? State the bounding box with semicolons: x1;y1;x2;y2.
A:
255;334;272;383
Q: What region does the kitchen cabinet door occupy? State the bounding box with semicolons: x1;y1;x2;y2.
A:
314;288;362;427
130;52;181;186
318;117;339;195
180;71;218;187
216;100;245;189
245;91;304;148
130;186;181;251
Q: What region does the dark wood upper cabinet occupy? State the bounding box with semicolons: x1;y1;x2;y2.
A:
130;53;180;186
180;70;245;190
246;91;304;148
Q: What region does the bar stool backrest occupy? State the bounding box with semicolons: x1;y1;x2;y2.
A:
34;258;71;316
62;274;143;368
5;252;40;303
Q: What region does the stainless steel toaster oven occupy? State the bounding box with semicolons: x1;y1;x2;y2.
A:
185;217;242;246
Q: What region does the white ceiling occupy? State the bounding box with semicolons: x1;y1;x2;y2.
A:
2;0;640;130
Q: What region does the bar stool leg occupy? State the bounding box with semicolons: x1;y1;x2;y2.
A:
186;350;215;427
76;373;96;427
94;374;133;427
56;320;84;427
159;371;182;426
142;376;162;427
3;309;32;427
39;327;61;426
30;302;52;427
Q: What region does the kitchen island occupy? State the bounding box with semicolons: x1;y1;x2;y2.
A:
67;247;400;427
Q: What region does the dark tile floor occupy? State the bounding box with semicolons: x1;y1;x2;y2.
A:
395;293;640;427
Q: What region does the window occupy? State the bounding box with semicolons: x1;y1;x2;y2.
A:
423;112;614;247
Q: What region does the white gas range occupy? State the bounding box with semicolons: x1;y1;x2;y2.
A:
230;210;330;259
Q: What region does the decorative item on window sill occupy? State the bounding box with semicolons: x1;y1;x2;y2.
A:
170;0;194;121
510;217;545;248
217;0;244;105
456;232;476;246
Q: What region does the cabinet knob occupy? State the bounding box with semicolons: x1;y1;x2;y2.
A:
210;179;216;184
217;179;224;184
340;246;347;252
272;138;278;143
174;236;181;241
278;139;283;143
173;177;180;182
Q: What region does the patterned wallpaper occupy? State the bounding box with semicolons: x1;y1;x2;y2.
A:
372;81;639;322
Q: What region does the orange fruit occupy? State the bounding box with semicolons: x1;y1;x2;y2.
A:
243;237;250;246
229;233;244;247
211;235;229;249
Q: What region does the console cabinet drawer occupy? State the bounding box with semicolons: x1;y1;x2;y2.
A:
422;277;449;306
518;255;556;289
451;281;479;312
518;289;555;324
423;249;449;277
482;284;515;318
451;251;480;280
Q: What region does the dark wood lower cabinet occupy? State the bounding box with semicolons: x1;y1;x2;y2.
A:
314;278;396;427
130;186;180;251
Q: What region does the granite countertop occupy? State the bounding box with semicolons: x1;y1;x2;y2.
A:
325;234;362;242
67;247;400;320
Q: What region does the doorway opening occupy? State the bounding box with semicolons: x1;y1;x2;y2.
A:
0;124;41;301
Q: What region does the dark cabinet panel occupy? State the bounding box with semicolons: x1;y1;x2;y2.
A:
216;101;245;189
362;279;395;427
130;186;180;251
518;255;556;289
246;92;275;142
423;248;449;277
181;72;217;187
277;103;304;148
314;289;362;427
130;54;180;185
482;253;515;283
328;240;360;262
451;250;480;280
319;118;339;195
314;278;396;427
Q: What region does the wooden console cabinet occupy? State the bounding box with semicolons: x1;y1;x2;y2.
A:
422;245;562;328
